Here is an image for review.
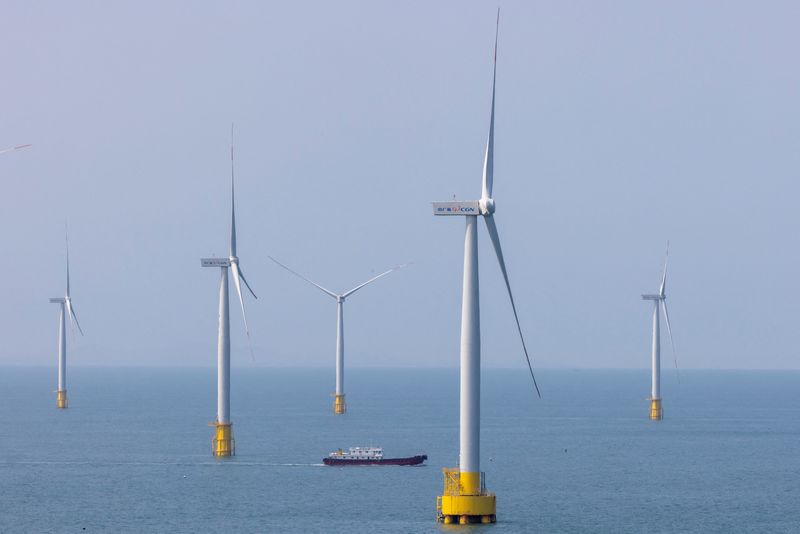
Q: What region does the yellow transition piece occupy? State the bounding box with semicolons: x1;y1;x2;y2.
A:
650;398;663;420
212;422;235;457
333;394;346;415
437;468;496;525
56;390;68;409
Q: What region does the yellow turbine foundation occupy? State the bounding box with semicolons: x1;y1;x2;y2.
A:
650;398;663;420
333;394;346;415
437;468;496;524
212;422;235;457
56;390;68;409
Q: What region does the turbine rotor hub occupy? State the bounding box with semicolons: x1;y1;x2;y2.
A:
479;197;496;215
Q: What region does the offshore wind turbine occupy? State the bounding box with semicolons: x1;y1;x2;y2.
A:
269;257;406;414
641;243;677;420
49;228;83;409
200;126;257;456
432;11;539;525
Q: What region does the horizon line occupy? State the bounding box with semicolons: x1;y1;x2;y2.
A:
1;363;798;372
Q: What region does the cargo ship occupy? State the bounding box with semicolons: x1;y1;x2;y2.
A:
323;446;427;466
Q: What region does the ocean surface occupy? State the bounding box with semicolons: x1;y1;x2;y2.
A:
0;367;798;533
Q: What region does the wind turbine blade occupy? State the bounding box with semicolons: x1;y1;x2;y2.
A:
66;300;84;336
659;241;669;297
481;9;500;201
237;264;257;299
0;144;32;155
342;263;410;298
230;262;255;361
230;123;237;258
268;256;339;299
661;300;679;378
230;263;250;335
65;227;71;298
484;214;541;398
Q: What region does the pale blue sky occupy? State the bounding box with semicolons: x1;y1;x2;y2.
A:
1;1;798;369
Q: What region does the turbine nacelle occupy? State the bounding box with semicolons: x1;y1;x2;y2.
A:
201;258;231;268
432;200;481;216
49;297;66;303
641;294;664;301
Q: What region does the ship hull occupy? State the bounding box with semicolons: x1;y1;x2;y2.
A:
323;454;427;466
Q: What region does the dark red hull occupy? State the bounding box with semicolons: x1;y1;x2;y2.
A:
323;454;427;466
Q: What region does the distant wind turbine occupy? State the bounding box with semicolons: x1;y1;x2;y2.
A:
269;257;407;414
432;10;539;525
641;242;677;420
49;226;83;409
200;125;257;456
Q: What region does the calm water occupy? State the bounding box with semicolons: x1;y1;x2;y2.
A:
0;367;798;533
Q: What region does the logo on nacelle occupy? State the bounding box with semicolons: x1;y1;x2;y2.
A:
432;201;481;215
436;206;476;213
201;257;231;267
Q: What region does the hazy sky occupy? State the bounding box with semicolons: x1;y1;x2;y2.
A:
2;1;798;370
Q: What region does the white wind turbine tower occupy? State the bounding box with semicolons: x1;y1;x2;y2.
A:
433;11;539;525
269;257;406;414
200;126;257;456
641;243;677;421
49;228;83;409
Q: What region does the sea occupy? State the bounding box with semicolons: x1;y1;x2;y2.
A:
0;367;798;533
